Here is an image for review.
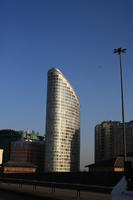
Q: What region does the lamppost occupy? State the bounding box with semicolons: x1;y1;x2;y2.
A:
114;47;127;165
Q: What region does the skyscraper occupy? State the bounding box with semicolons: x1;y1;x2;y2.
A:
95;121;121;162
95;120;133;163
45;68;80;172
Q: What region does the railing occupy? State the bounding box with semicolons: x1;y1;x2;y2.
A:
0;176;113;194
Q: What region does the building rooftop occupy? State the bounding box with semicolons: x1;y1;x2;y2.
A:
85;156;133;169
0;129;22;137
0;129;45;142
4;161;37;168
48;67;80;106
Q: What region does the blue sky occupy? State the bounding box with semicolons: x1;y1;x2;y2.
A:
0;0;133;170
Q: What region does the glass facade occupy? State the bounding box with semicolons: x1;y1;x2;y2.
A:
45;68;80;172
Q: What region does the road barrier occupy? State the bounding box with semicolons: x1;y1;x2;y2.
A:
0;177;113;194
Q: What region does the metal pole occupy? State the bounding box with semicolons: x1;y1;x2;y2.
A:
114;47;127;170
119;53;127;162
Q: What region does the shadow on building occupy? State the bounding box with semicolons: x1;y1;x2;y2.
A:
70;129;80;172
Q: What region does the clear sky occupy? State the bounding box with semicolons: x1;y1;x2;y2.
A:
0;0;133;170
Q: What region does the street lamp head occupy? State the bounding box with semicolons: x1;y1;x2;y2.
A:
114;48;127;54
122;48;127;53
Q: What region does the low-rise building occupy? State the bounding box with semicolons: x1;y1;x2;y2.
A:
10;140;44;172
0;130;22;164
85;156;133;172
4;161;37;174
0;129;45;173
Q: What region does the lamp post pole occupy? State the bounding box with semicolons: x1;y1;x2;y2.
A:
114;47;127;164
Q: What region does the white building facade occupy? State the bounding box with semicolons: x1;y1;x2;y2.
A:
45;68;80;172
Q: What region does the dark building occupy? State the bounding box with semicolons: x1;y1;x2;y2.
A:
126;121;133;153
4;161;37;174
0;129;22;164
95;121;133;163
85;156;133;172
0;129;45;172
10;140;44;172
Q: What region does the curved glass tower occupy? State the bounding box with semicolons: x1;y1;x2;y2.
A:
45;68;80;172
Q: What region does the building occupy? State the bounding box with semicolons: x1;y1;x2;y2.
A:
3;161;37;174
95;120;133;163
95;121;121;162
126;121;133;153
0;129;22;164
10;140;44;172
85;156;133;172
0;129;45;172
45;68;80;172
0;149;3;172
0;149;3;165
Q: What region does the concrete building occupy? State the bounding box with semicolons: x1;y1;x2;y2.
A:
126;121;133;153
0;129;45;172
95;121;133;163
0;130;22;164
45;68;80;172
10;140;44;172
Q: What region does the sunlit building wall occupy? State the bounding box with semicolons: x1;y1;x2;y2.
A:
45;68;80;172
